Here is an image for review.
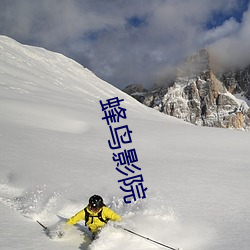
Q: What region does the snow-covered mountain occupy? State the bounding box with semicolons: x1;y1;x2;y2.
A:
217;65;250;100
124;49;250;130
0;36;250;250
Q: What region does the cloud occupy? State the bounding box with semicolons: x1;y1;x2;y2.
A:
209;4;250;69
0;0;249;89
200;18;240;45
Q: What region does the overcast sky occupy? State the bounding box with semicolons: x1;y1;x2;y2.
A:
0;0;249;89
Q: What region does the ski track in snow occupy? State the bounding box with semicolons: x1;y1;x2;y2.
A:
0;99;91;134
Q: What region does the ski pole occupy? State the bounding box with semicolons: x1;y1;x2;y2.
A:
37;220;48;231
122;227;180;250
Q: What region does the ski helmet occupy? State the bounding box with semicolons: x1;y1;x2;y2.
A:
89;195;104;210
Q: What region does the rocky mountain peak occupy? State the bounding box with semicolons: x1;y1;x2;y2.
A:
177;49;210;78
123;49;250;130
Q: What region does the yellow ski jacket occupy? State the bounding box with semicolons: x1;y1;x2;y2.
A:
67;206;121;233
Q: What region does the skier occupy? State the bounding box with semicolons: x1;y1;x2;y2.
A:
66;194;122;239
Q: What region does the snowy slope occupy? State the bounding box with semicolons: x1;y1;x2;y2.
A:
0;36;250;250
